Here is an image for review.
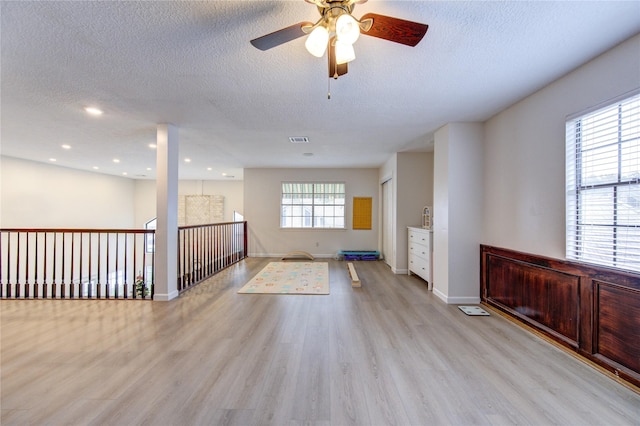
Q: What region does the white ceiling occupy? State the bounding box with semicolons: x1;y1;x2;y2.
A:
2;1;639;180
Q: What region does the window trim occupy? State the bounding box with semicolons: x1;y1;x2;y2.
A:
144;217;156;253
565;90;640;273
280;181;346;230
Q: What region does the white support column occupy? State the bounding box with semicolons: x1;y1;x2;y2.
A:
154;123;179;301
433;122;484;304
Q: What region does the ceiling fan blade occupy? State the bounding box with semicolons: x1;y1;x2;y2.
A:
250;22;313;51
360;13;428;47
328;37;348;79
306;0;367;5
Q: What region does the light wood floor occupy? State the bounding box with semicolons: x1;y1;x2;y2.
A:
2;258;639;425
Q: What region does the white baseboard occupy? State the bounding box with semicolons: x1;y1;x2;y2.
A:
153;290;180;301
433;288;480;305
248;252;336;259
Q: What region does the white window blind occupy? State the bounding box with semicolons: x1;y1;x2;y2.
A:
566;92;640;273
281;182;345;229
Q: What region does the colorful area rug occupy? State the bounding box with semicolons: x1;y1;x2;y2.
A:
238;262;329;295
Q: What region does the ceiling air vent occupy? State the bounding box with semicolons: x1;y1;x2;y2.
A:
289;136;310;144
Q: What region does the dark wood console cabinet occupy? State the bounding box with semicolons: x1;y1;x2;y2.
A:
480;245;640;388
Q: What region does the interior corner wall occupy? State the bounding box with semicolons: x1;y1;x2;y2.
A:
379;154;397;270
0;156;136;228
433;123;483;304
134;180;157;227
395;152;433;274
133;179;245;228
180;180;244;222
243;168;379;258
433;130;450;298
483;33;640;259
0;157;245;230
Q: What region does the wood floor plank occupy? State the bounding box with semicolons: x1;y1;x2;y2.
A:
290;296;332;424
2;258;639;425
251;342;304;426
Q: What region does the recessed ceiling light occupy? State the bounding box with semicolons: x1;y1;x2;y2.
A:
93;166;99;170
113;158;120;163
122;172;128;176
61;144;71;149
146;167;152;171
184;158;191;163
222;172;227;176
84;106;103;116
207;167;212;171
49;158;57;162
148;143;157;149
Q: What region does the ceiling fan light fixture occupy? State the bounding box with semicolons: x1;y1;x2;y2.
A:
305;26;329;57
250;3;429;80
335;40;355;64
335;13;360;45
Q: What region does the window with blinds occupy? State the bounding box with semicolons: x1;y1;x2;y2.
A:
281;182;345;229
566;92;640;273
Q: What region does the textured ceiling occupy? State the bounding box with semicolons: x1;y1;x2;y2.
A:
1;1;639;180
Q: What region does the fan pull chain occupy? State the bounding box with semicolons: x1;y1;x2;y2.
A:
328;78;331;100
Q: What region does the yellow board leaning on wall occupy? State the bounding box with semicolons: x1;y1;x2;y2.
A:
352;197;372;230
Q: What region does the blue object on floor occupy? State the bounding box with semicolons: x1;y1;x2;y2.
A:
338;250;380;261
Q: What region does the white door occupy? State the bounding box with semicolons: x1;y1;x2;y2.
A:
381;179;393;268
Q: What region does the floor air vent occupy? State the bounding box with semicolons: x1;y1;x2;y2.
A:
289;136;310;143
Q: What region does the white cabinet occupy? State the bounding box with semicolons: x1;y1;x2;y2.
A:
408;226;433;290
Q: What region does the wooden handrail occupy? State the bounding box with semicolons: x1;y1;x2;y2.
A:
177;221;247;293
1;222;248;300
1;228;155;300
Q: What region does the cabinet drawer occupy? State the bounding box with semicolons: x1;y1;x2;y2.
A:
409;256;429;279
408;227;432;289
409;241;429;260
408;231;430;245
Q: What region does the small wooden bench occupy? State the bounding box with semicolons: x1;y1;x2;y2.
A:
347;262;361;287
281;250;314;261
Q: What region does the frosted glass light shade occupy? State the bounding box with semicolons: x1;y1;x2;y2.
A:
305;26;329;57
336;14;360;45
335;40;355;64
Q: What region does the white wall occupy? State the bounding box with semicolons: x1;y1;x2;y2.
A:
396;152;433;273
380;154;397;269
134;180;158;227
134;179;244;227
1;156;136;228
433;123;483;304
244;168;379;257
179;180;244;222
483;33;640;259
378;152;433;273
433;131;450;297
0;157;245;230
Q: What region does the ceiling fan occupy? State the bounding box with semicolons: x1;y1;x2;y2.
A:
250;0;428;79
